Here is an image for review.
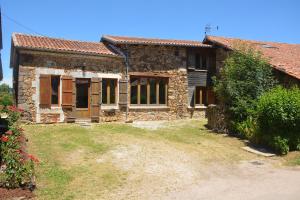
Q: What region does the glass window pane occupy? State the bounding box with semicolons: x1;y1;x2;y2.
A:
51;76;59;105
110;79;116;104
202;56;207;69
140;78;147;104
102;79;107;104
159;79;166;104
149;78;156;104
195;87;207;105
188;53;195;67
195;53;201;69
195;87;200;105
130;78;138;104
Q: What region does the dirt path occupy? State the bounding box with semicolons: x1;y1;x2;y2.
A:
98;136;300;200
166;161;300;200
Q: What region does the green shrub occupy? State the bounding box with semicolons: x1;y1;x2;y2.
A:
256;86;300;154
0;84;13;106
0;106;38;188
272;136;289;155
236;117;257;141
213;45;277;134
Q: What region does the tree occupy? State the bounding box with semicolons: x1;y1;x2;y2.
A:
213;45;277;134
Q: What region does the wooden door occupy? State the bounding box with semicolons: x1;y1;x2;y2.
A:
75;78;91;119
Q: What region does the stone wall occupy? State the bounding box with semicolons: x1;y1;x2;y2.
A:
206;104;227;133
16;46;207;123
17;66;36;122
19;51;125;74
119;44;199;120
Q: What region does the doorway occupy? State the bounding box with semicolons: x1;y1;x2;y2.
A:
76;78;90;119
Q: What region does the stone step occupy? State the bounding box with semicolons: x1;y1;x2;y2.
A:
75;119;92;128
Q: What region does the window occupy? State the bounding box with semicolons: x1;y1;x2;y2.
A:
102;79;117;105
130;77;168;106
195;86;207;105
188;53;209;70
51;76;60;105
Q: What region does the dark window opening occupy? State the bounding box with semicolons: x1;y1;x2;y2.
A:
102;79;108;104
195;53;201;69
188;52;209;70
159;79;166;104
130;78;138;104
76;81;89;108
102;78;117;105
195;86;207;105
51;76;60;105
149;78;156;104
140;78;147;104
202;56;207;69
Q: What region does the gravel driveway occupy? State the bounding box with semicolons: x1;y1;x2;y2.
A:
99;136;300;200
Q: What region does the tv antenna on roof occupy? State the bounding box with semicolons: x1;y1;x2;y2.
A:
205;24;219;35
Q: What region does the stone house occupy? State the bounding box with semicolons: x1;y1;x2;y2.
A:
10;33;215;123
9;33;300;123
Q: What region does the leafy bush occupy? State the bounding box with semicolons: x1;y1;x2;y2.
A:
236;117;257;142
0;106;38;188
214;45;277;135
0;84;13;106
271;136;289;155
256;87;300;154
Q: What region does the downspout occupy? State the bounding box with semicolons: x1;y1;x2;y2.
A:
125;45;129;122
108;44;130;122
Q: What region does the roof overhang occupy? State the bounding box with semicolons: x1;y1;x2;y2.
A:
102;35;213;48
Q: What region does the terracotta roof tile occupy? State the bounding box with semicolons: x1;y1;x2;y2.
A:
12;33;119;57
102;35;211;47
204;35;300;80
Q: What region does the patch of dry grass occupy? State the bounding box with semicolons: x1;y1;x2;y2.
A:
24;120;260;200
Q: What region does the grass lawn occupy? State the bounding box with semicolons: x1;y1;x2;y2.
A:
24;119;295;200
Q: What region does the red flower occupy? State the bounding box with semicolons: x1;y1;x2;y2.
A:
5;130;13;135
1;135;9;142
28;154;39;163
16;149;23;154
7;106;23;113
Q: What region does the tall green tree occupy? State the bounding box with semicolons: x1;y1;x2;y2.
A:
214;46;277;134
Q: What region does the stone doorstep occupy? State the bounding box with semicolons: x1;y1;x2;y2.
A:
242;146;276;157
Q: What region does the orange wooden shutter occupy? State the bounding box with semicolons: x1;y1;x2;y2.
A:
61;76;73;108
91;78;101;122
39;75;51;108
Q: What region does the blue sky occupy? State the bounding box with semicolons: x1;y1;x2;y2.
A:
1;0;300;86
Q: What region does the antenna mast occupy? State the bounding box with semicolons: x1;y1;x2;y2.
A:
205;24;219;35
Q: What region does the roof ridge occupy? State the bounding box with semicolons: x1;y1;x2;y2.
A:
12;32;103;45
103;34;203;43
206;35;300;46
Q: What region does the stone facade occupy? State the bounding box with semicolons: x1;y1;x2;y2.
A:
17;66;36;122
15;44;208;123
117;44;204;120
